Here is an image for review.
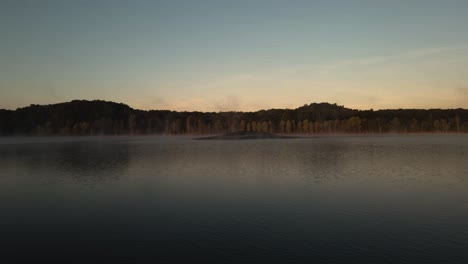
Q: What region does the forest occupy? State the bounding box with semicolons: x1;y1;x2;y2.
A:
1;100;467;135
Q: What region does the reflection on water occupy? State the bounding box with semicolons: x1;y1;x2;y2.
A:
0;136;468;263
0;138;130;184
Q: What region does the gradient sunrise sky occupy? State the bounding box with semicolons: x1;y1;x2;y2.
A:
1;0;468;111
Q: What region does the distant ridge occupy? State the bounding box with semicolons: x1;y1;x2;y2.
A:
0;100;467;135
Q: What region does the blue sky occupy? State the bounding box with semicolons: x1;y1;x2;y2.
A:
1;0;468;111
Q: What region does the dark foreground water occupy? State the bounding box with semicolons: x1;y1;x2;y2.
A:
1;135;468;263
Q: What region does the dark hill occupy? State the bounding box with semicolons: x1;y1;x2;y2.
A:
1;100;468;135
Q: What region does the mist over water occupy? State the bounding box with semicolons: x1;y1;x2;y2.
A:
1;136;468;263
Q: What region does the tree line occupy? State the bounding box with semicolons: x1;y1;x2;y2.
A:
1;100;467;135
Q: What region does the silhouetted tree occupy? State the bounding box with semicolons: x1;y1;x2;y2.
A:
1;100;468;136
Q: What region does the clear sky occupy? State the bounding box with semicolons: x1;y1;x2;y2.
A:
1;0;468;111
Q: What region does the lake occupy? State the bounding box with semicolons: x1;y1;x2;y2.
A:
1;135;468;263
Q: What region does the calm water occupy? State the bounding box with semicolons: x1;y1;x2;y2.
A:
1;135;468;263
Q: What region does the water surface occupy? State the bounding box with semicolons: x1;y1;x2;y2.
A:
1;135;468;263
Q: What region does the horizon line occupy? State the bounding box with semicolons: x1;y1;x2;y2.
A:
2;99;467;113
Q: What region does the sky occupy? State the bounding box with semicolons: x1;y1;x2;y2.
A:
1;0;468;111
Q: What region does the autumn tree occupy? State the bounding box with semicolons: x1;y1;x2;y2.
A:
129;114;136;135
286;120;292;133
240;120;246;131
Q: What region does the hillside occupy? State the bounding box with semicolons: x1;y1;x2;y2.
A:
0;100;467;135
